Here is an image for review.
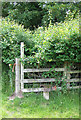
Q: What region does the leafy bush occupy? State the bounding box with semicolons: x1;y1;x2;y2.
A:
1;18;34;65
31;18;81;65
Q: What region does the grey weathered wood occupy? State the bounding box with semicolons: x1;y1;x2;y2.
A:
66;63;70;89
23;78;81;83
15;58;20;94
69;86;81;89
21;42;24;90
22;88;46;92
67;70;81;73
63;62;67;77
23;78;56;83
21;86;80;93
67;78;81;82
23;68;65;73
22;87;61;93
43;91;49;100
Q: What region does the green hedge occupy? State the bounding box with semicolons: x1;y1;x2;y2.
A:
1;18;81;67
1;18;34;65
31;18;81;64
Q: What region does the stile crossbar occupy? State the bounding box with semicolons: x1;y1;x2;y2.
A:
14;42;81;100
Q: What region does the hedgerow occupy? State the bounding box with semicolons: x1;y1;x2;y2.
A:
1;18;34;65
22;18;81;68
1;18;81;67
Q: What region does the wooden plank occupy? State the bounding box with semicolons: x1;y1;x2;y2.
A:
23;78;81;83
22;88;49;92
21;42;24;90
23;78;56;83
67;70;81;73
22;86;81;93
15;58;20;94
69;86;81;89
22;87;62;92
23;68;65;72
67;78;81;82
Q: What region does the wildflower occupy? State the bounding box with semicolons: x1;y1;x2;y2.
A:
9;64;12;67
52;85;57;90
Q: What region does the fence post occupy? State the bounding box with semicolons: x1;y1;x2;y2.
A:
15;58;20;94
43;91;49;100
21;42;24;90
67;63;70;89
64;62;67;79
64;62;70;89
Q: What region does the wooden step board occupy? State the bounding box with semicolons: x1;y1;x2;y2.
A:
21;86;81;93
21;87;60;92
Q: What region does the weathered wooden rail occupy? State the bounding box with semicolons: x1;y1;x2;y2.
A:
14;42;81;100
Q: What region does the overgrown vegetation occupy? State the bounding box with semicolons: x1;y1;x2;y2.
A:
22;18;80;68
1;17;80;66
1;18;34;65
1;16;81;94
1;2;80;119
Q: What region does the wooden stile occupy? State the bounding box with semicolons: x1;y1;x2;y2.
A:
14;42;81;100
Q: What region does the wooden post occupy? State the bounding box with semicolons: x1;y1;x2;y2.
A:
43;91;49;100
63;62;67;79
67;63;70;89
15;58;20;94
21;42;24;90
64;62;70;89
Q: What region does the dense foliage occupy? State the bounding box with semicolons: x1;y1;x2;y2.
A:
1;17;81;66
1;18;34;64
2;2;44;30
21;18;81;68
2;2;80;30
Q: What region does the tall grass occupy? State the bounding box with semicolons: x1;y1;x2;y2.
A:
1;89;79;119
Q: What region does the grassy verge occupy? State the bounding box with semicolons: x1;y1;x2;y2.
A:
0;89;79;119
